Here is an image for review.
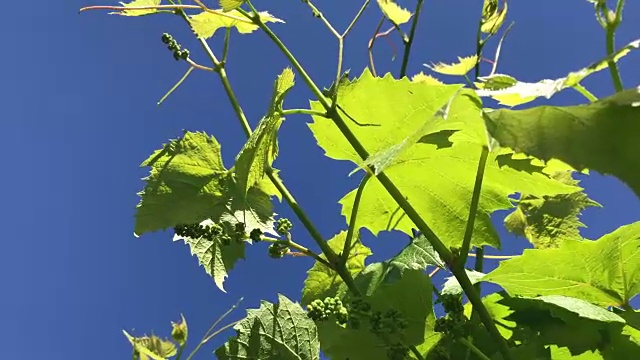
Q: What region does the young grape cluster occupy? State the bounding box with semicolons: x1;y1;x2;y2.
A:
386;342;410;360
345;298;411;359
267;243;289;258
434;294;469;339
306;297;349;325
174;221;250;246
275;218;293;235
161;32;190;61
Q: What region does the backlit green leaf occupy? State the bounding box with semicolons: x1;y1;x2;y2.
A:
481;0;508;34
507;295;626;325
484;221;640;307
485;86;640;198
476;39;640;106
173;219;246;292
411;72;445;85
501;295;640;359
189;9;284;39
441;270;486;296
135;131;277;238
309;70;577;249
234;68;294;199
318;267;434;360
123;330;177;360
215;294;320;360
377;0;412;25
504;171;601;249
111;0;161;16
426;55;479;76
219;0;244;12
301;231;372;306
389;233;446;272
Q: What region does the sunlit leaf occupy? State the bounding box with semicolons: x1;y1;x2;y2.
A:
309;69;577;249
110;0;161;16
377;0;412;25
484;221;640;307
441;270;486;296
485;86;640;198
173;219;246;292
389;233;446;272
134;132;277;237
481;0;508;34
215;294;321;360
411;72;444;85
123;330;177;360
318;266;434;360
301;231;372;306
476;39;640;106
504;171;601;249
426;55;479;76
234;68;294;199
189;9;284;39
219;0;244;12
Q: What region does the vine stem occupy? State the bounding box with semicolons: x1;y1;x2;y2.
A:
259;235;332;268
604;0;625;92
399;0;425;78
342;174;370;265
459;338;491;360
238;3;511;359
185;297;243;360
458;146;489;265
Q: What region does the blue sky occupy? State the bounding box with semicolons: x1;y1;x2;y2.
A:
2;1;639;359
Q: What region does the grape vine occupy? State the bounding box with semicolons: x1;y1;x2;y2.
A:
79;0;639;359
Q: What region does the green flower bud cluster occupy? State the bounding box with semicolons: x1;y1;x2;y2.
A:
306;297;349;325
347;298;410;359
275;218;293;235
249;228;263;242
174;221;254;246
267;243;289;258
386;342;410;360
161;32;190;61
434;294;469;340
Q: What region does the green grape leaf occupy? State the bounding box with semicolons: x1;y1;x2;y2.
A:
389;233;446;272
170;314;188;346
476;73;518;91
504;171;601;249
485;86;640;198
309;70;577;249
377;0;412;25
426;55;479;76
110;0;161;16
476;39;640;106
318;267;434;360
173;219;246;292
234;69;294;199
507;295;626;326
301;231;372;306
135;131;277;238
134;131;228;235
123;330;177;360
411;72;445;85
501;295;640;359
481;0;508;34
219;0;244;12
484;221;640;307
441;270;486;296
215;294;320;360
463;291;516;340
189;9;284;39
